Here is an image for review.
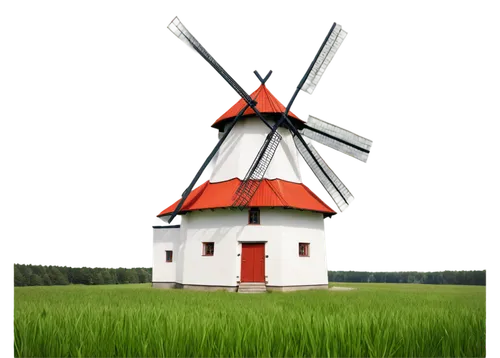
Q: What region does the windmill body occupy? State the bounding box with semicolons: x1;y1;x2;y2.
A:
153;84;334;292
153;207;330;292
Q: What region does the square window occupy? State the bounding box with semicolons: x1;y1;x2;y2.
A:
299;243;309;257
166;250;173;262
248;208;260;225
203;242;214;256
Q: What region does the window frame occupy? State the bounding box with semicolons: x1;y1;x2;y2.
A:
299;243;310;257
248;208;261;225
202;242;215;256
165;250;173;263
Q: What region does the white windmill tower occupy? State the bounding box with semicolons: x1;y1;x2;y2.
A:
152;17;372;292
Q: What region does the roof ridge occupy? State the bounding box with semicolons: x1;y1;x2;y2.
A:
265;179;289;206
269;88;286;112
180;180;210;210
300;183;333;211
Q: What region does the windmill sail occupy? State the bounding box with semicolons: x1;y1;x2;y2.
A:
300;24;347;94
301;115;372;162
168;17;255;105
293;135;353;211
231;22;349;208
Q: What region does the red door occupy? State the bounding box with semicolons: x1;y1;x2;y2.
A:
240;243;265;282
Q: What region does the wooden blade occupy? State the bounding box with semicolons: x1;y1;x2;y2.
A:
292;135;353;212
168;17;254;105
301;115;372;162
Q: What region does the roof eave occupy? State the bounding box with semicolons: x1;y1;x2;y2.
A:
211;113;304;130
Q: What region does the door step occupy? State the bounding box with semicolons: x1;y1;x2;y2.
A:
238;282;267;293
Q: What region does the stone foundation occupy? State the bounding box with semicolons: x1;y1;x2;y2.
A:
266;284;329;292
153;282;329;292
152;282;177;289
152;282;237;292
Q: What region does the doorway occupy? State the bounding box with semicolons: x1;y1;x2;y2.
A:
240;243;265;283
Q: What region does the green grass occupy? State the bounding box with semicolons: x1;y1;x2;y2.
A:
14;283;485;357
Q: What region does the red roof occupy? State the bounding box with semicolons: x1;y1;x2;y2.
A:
158;178;335;218
211;85;304;129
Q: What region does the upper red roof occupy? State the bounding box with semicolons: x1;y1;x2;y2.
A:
211;85;304;129
158;178;335;218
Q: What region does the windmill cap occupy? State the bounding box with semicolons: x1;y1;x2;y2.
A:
210;84;305;127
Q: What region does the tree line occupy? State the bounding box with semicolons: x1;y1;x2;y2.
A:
14;265;486;287
14;264;152;287
328;270;486;286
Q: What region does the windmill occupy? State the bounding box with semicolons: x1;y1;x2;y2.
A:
166;17;372;224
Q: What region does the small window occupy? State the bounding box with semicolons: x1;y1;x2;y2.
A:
248;208;260;225
166;250;173;262
203;242;214;256
299;243;310;257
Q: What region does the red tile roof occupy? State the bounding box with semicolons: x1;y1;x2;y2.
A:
211;85;304;129
158;178;335;218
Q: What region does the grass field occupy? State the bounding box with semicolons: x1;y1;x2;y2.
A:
14;283;485;357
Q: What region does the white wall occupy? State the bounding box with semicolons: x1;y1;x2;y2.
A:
152;227;180;283
269;210;328;286
177;208;327;287
210;117;302;183
178;211;240;287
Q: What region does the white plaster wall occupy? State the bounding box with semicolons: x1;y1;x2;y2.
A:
178;211;240;287
178;208;327;287
210;117;302;183
269;210;328;286
207;131;222;175
175;224;187;284
152;227;180;283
